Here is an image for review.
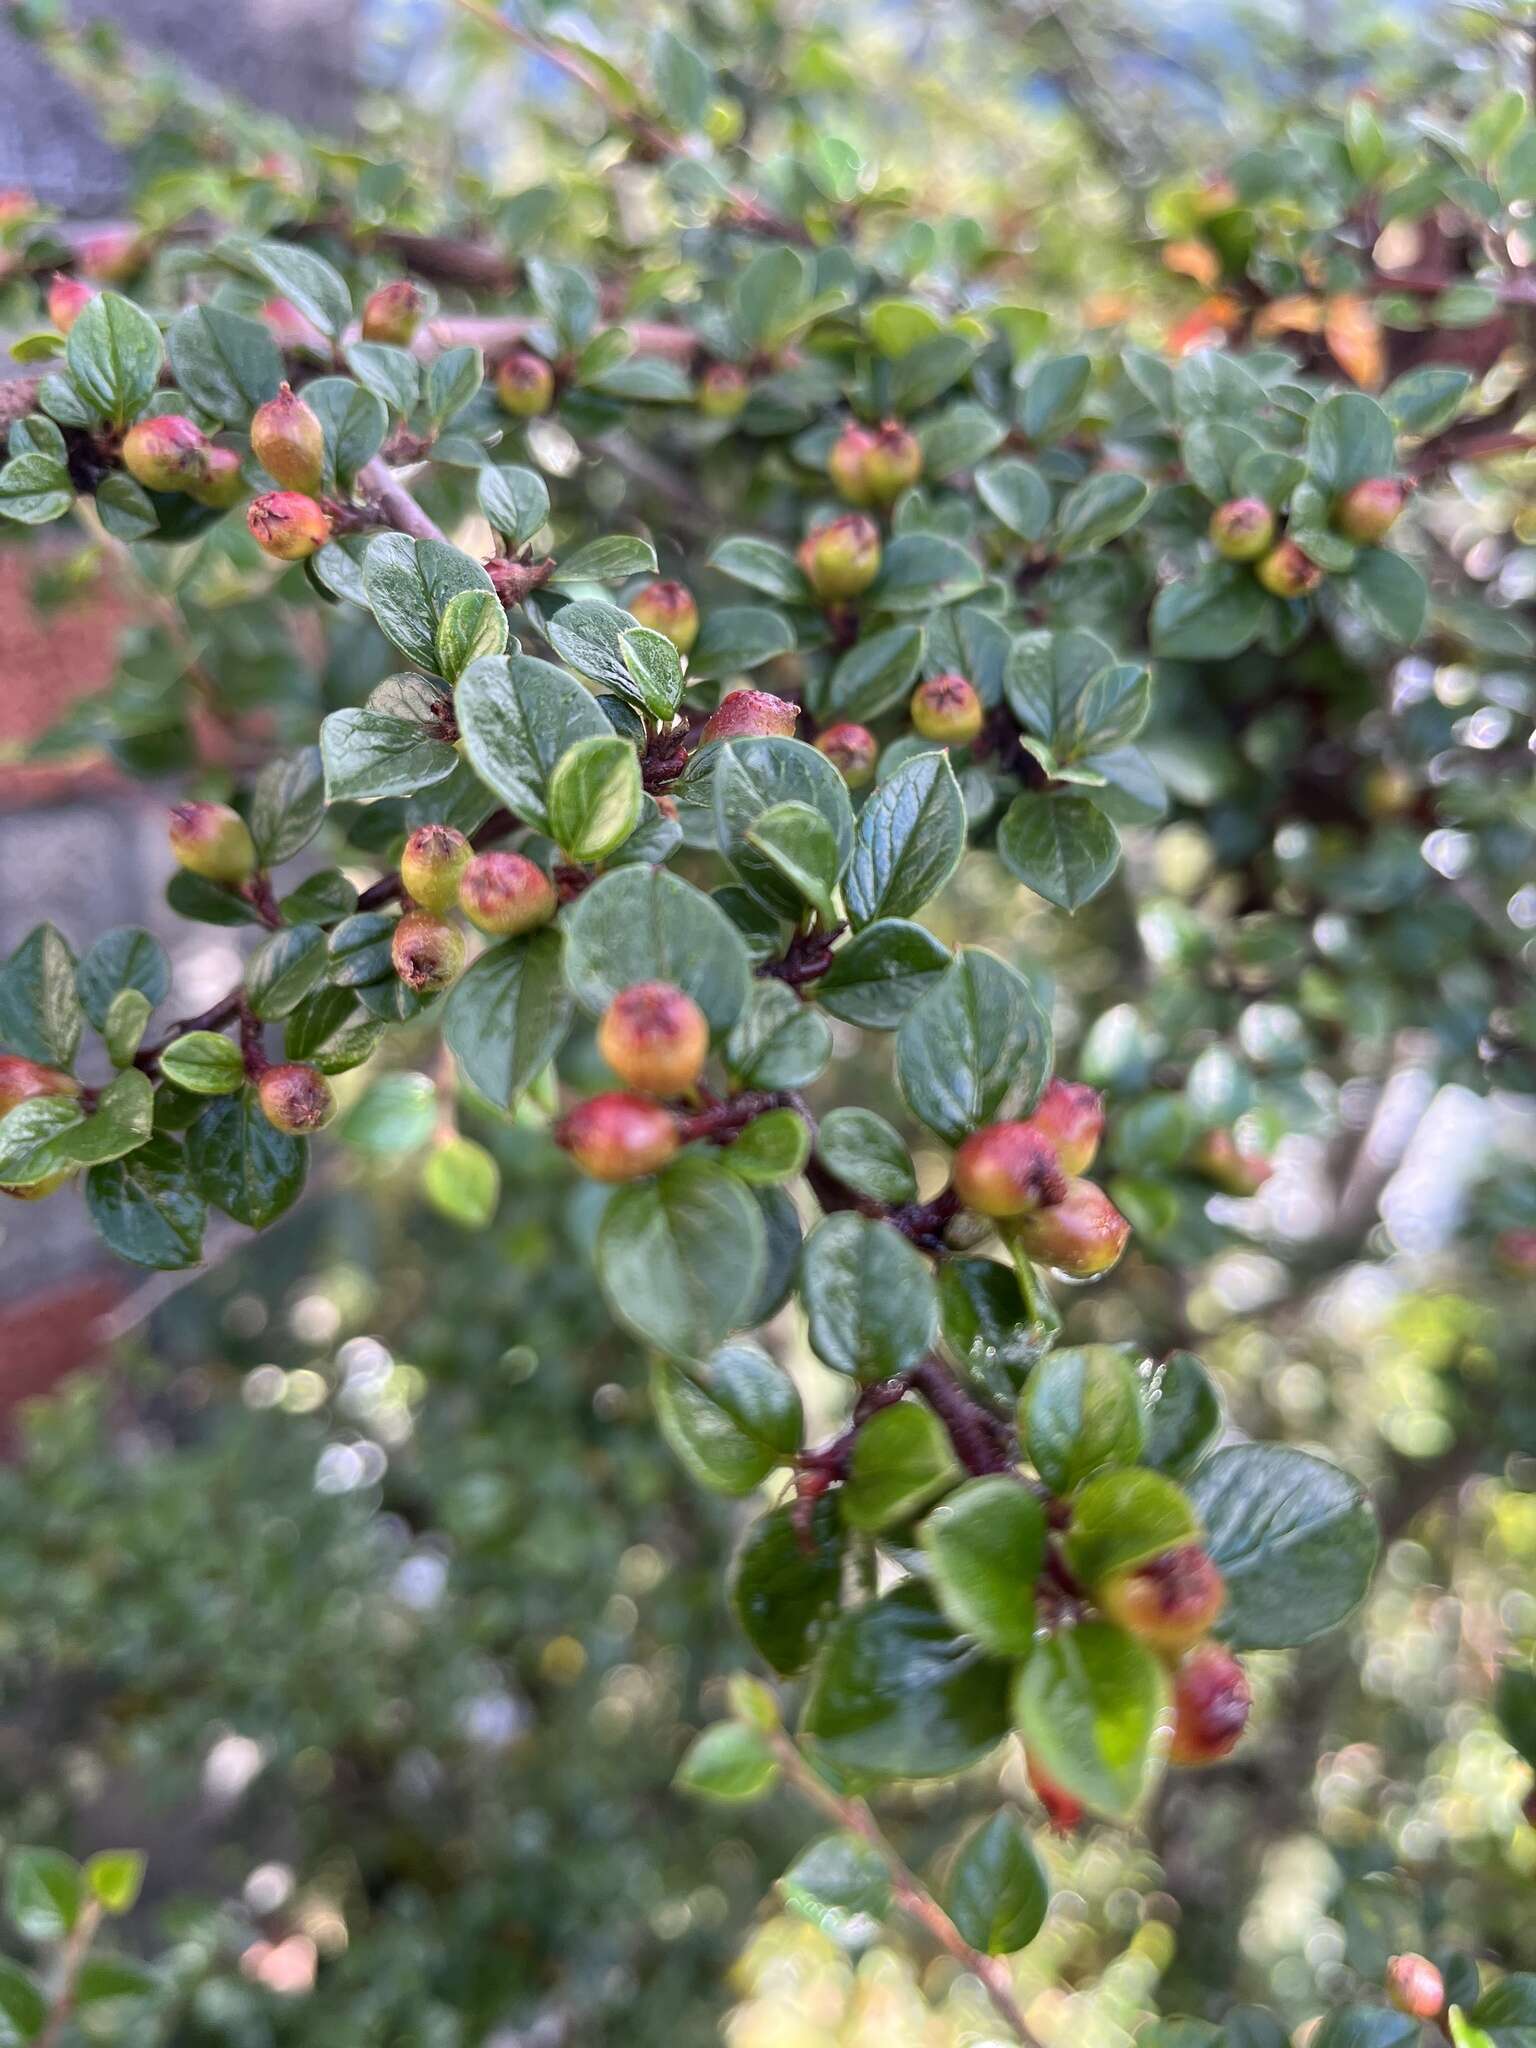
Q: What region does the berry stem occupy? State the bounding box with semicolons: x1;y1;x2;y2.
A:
908;1356;1015;1474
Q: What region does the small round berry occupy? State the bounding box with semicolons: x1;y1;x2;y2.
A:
1208;497;1275;563
628;579;700;655
697;363;749;419
187;446;245;510
250;382;325;496
1494;1229;1536;1279
457;851;557;936
1384;1956;1445;2023
1334;477;1407;545
1009;1177;1131;1278
861;419;923;504
390;910;466;994
910;673;984;745
257;1062;336;1134
796;514;881;601
495;349;556;418
247;491;332;561
1026;1077;1104;1177
47;273;94;335
168;801;257;884
1099;1546;1226;1653
1191;1128;1273;1196
952;1121;1067;1218
0;1056;80;1119
597;982;709;1098
828;422;880;505
815;722;878;788
121;415;211;494
1167;1642;1252;1766
76;227;141;280
698;689;799;746
1254;538;1325;599
556;1092;679;1182
400;824;473;915
362;279;427;346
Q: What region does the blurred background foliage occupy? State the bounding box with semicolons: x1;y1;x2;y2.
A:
2;0;1536;2041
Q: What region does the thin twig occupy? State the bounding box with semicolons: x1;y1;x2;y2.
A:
357;455;447;543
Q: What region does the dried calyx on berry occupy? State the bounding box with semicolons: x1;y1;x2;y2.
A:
797;514;881;600
458;851;557;935
597;982;709;1098
628;579;700;654
1208;496;1276;562
247;492;332;560
495;349;556;417
250;383;326;496
122;415;211;494
391;911;466;994
257;1062;337;1134
698;689;799;746
168;801;257;884
556;1093;679;1181
815;722;878;788
952;1121;1067;1218
1099;1545;1226;1652
910;673;984;745
1167;1642;1251;1765
361;279;427;345
400;824;473;915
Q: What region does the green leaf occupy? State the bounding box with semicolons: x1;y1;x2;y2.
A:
564;867;750;1036
0;1959;46;2041
598;1154;767;1359
186;1090;307;1227
456;652;612;831
84;1851;145;1916
86;1135;205;1269
363;535;495;674
674;1721;779;1802
0;452;71;524
801;1582;1013;1781
736;246;805;347
546;599;662;707
93;473;158;542
997;794;1120;912
801;1212;938;1380
0;924;81;1068
76;926;169;1032
245;924;328;1020
5;1847;81;1941
842;1403;959;1531
420;1134;500;1228
1012;1622;1168;1819
651;26;713;129
746;799;843;924
442;930;570;1108
46;1068;154;1168
1187;1445;1379;1650
435;589;508;685
0;1098;83;1187
732;1496;844;1676
845;750;965;928
1346;549;1427;643
724;980;833;1090
1384;366;1472;437
816;919;951;1029
343;340;421;416
1024;1345;1146;1493
1137;1351;1223;1478
920;1476;1045;1657
292;375;387;490
824;624;925;723
976;457;1052;541
1470;1977;1536;2048
896;947;1051;1144
918;399;1007;479
1063;1468;1201;1587
1306;391;1397;492
944;1809;1049;1955
1312;2013;1422;2048
337;1072;436;1155
726;1107;812;1186
529;257;599;348
708;536;813;604
815;1107;917;1207
618;626;684;719
219;236;352;338
158;1032;248;1097
1495;1664;1536;1770
1055;471;1150;553
250;747;325;865
938;1257;1059;1403
546;733;642;861
1150;562;1268;659
65;292;163;427
713;737;854;921
426;345;483;426
651;1341;802;1495
1020;353;1092;441
869;533;984;612
102;989;151;1068
476;463;550;545
780;1832;891;1931
167;303;280;423
320;708;458;803
551;535;659;585
688;606;796;684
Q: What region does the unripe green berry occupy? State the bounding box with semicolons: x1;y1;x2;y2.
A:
697;362;749;418
1191;1127;1273;1196
247;491;332;560
1254;538;1325;599
797;514;881;601
952;1121;1067;1218
250;382;326;496
257;1062;336;1134
391;910;466;994
1099;1545;1226;1652
495;349;556;417
628;579;700;655
457;851;557;936
910;673;984;745
1208;497;1275;562
828;422;880;505
121;414;211;494
1008;1176;1130;1277
815;722;878;788
556;1092;679;1182
1385;1956;1445;2023
699;689;799;746
187;445;246;510
1333;476;1407;544
1167;1642;1251;1766
168;801;257;884
47;272;93;335
861;419;923;503
1027;1077;1104;1177
597;982;710;1097
400;824;473;914
362;279;427;345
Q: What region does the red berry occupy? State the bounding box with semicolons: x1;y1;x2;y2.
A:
1026;1078;1104;1177
188;446;245;511
495;349;555;417
257;1062;336;1134
121;415;211;494
76;227;141;280
910;673;984;745
47;273;94;335
628;579;700;655
457;851;557;936
1334;477;1407;544
250;383;325;496
1009;1177;1130;1278
697;363;749;418
597;982;709;1097
556;1093;679;1182
390;911;466;994
828;422;880;504
952;1122;1067;1218
1254;538;1325;599
797;514;881;601
1384;1955;1445;2023
1191;1128;1273;1197
1026;1753;1085;1834
1167;1642;1251;1766
362;279;427;345
698;689;800;747
168;801;257;884
1099;1546;1226;1652
400;824;473;915
815;722;878;788
1208;497;1275;563
0;1056;79;1119
247;491;332;561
